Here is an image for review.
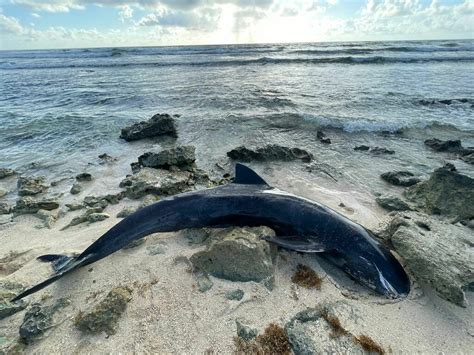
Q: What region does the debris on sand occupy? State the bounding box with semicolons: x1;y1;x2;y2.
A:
291;264;322;289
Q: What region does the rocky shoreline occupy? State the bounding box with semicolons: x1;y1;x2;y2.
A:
0;113;473;353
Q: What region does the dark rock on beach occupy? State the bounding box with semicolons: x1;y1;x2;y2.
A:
0;202;12;215
76;173;92;182
424;138;463;152
74;286;132;335
17;176;49;196
120;113;178;141
15;196;60;214
137;146;196;170
404;164;474;221
227;145;313;163
353;145;370;151
190;226;276;284
380;171;421;187
0;281;27;321
70;183;82;195
376;195;412;211
370;147;395;155
0;168;16;179
378;211;473;307
120;168;194;199
317;131;331;144
20;298;70;344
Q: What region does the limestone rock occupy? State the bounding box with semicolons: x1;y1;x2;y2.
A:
17;176;48;196
194;271;214;292
236;319;258;341
74;286;132;335
120;113;177;141
0;168;15;179
76;173;92;182
19;299;70;344
353;145;370;151
380;171;420;187
424;138;463;152
36;209;59;229
370;147;395;155
227;145;313;163
378;211;474;306
190;226;276;283
404;164;474;221
0;281;27;320
15;196;60;214
70;183;82;195
0;202;12;215
226;289;244;301
137;146;196;170
376;195;412;211
0;187;8;198
116;206;137;218
120;168;193;199
87;213;109;224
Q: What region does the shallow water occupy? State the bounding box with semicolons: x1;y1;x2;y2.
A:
0;39;473;182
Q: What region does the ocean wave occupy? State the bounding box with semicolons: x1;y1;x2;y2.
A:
290;45;474;55
2;55;473;70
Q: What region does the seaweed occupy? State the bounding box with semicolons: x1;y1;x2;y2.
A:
291;264;322;289
354;334;386;355
321;311;349;338
234;323;291;355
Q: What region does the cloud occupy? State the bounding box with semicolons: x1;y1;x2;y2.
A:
137;7;220;30
118;4;133;21
0;13;24;34
31;13;41;18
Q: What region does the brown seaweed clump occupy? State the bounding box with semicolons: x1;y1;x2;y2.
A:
354;335;386;355
74;286;132;336
234;323;291;355
321;311;349;338
291;264;322;289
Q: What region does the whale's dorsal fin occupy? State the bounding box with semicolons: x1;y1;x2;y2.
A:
234;163;269;186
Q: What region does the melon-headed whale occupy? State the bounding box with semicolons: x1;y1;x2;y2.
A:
12;164;410;301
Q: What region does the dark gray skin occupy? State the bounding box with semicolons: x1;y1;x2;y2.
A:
12;164;410;302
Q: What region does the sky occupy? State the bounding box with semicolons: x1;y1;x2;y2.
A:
0;0;473;50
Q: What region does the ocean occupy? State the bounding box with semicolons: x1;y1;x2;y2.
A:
0;39;473;181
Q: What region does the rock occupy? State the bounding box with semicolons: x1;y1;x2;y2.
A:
116;206;137;218
17;176;48;196
0;168;15;179
195;271;214;292
98;153;117;164
0;281;27;320
61;207;105;230
227;145;313;163
36;209;59;229
404;165;474;221
141;194;160;207
353;145;370;151
147;242;166;255
19;299;70;344
378;211;474;306
84;193;122;208
0;202;12;215
285;305;365;355
137;146;196;170
370;147;395;155
15;196;60;214
0;187;8;198
87;213;110;223
380;171;421;187
376;195;412;211
120;113;177;141
76;173;92;182
74;286;132;335
70;183;82;195
226;289;244;301
460;152;474;165
65;202;84;211
236;319;258;341
320;137;331;144
190;226;276;283
424;138;463;152
181;228;210;245
317;131;331;144
120;168;193;199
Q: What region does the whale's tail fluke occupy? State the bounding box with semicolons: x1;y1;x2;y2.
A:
10;253;90;303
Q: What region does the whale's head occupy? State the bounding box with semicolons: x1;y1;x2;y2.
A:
332;236;411;298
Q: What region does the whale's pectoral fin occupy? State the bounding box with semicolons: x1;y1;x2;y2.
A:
262;235;327;253
233;163;270;187
37;254;76;273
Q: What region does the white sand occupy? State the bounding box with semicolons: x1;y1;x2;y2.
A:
1;175;473;354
